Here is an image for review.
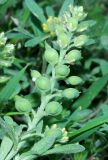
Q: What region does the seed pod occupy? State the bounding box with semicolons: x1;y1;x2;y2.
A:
58;32;70;48
63;88;80;99
45;101;63;116
66;76;83;85
55;64;70;79
15;95;32;113
44;47;59;65
74;35;88;47
65;50;82;63
36;76;51;92
31;70;41;82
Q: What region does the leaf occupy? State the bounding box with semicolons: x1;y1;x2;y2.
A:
100;35;108;51
25;34;49;47
0;66;27;103
43;144;85;155
67;108;92;123
31;136;56;155
0;117;17;147
0;0;8;4
0;136;13;160
46;6;55;17
59;0;74;16
100;60;108;75
72;127;98;143
73;151;88;160
72;74;108;109
100;104;108;115
69;114;108;138
35;120;43;133
6;32;29;40
0;112;26;116
25;0;46;23
20;135;57;158
14;27;34;38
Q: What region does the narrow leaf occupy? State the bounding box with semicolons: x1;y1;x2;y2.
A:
59;0;74;16
0;136;13;160
69;115;108;138
72;127;99;143
25;0;46;23
25;34;49;47
72;74;108;109
31;136;56;155
46;6;55;17
0;66;27;103
43;144;85;155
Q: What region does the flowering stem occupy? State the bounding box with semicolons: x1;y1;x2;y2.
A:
59;49;66;64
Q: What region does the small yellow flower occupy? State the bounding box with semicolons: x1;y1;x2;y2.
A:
47;16;53;23
42;23;49;32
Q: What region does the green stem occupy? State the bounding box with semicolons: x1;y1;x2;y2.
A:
51;66;56;93
59;49;66;64
28;95;48;130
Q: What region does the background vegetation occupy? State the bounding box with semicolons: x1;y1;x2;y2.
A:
0;0;108;159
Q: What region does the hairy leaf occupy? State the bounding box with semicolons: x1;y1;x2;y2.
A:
43;143;85;155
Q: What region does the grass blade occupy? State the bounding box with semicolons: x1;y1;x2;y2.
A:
0;66;27;103
69;115;108;138
72;74;108;109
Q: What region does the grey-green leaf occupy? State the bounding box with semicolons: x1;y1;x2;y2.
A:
0;136;13;160
31;136;56;155
43;144;85;155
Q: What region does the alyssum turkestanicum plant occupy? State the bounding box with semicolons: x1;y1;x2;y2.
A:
0;4;95;160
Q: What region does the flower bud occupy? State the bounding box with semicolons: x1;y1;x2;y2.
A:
55;64;70;79
44;47;59;65
65;50;82;63
0;32;7;46
74;35;88;47
31;70;41;82
63;88;80;99
4;44;14;54
15;95;32;113
45;101;63;116
66;76;83;85
58;32;70;48
42;23;49;32
55;24;65;34
36;76;51;92
77;22;89;32
45;126;63;139
67;17;78;31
